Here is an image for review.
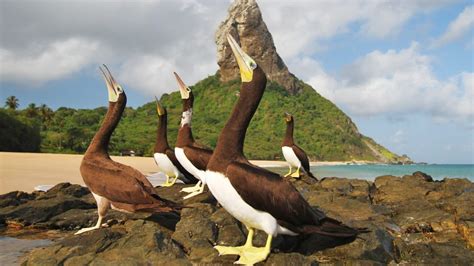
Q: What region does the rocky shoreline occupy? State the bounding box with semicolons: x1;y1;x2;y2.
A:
1;172;473;265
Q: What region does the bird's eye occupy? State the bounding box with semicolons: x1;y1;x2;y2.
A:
249;61;256;69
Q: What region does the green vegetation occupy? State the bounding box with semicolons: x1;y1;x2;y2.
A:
1;73;405;162
0;109;41;152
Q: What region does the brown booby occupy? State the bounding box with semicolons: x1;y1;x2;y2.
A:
76;65;180;235
282;113;317;180
153;98;198;186
205;35;363;264
173;72;213;200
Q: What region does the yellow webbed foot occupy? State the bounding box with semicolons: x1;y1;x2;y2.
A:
284;167;292;177
290;168;301;178
160;176;178;187
234;246;271;265
235;235;272;265
180;181;201;193
214;245;242;256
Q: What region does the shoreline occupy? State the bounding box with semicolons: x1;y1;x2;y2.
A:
2;152;470;194
0;152;369;194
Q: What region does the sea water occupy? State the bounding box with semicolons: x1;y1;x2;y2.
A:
307;164;474;181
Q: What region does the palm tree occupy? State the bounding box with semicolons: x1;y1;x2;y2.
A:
26;103;38;117
5;96;19;110
39;104;53;121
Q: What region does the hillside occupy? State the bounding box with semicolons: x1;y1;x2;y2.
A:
2;73;408;162
116;73;406;162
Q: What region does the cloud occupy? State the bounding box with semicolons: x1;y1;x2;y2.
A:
432;5;474;48
0;38;100;85
299;43;473;127
0;0;452;95
258;0;451;58
0;0;228;94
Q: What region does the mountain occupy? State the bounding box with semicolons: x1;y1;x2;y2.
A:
3;0;411;163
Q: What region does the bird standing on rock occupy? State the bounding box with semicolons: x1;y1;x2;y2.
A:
281;112;317;180
76;65;180;235
173;72;213;200
153;98;197;187
205;35;365;264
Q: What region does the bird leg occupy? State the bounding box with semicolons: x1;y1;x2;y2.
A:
214;227;255;256
75;195;110;235
235;234;272;265
182;182;205;200
284;166;293;177
160;175;178;187
180;181;202;193
290;167;301;178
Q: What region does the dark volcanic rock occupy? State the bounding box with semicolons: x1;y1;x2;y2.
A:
23;220;189;266
4;172;473;265
0;183;95;227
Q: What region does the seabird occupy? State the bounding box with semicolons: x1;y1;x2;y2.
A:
173;72;213;200
205;35;363;264
282;112;317;180
153;98;198;187
76;65;180;235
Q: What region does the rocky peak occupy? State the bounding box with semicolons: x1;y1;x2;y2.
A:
215;0;300;94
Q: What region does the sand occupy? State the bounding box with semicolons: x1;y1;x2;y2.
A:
0;152;356;194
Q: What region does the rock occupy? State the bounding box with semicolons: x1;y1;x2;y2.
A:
171;203;221;263
23;220;189;265
265;252;317;265
0;183;95;227
216;0;300;94
0;191;37;208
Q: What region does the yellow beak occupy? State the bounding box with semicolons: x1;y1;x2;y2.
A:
173;72;191;99
99;64;120;102
227;34;256;83
155;96;165;116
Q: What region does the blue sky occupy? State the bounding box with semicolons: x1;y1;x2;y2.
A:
1;0;473;163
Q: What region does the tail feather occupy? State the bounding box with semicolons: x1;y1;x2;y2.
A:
303;217;368;238
307;171;318;181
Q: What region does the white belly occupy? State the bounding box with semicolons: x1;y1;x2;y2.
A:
175;147;206;184
153;153;180;177
206;170;297;236
282;146;301;168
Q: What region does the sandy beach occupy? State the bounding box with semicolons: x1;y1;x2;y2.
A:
0;152;360;194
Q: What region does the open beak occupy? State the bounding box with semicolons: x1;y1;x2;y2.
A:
227;34;256;83
155;96;166;116
99;64;120;102
174;72;191;99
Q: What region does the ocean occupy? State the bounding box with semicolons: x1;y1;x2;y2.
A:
302;164;474;181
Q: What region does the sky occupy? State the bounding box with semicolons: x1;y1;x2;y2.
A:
0;0;473;164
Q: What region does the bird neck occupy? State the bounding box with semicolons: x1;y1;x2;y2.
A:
86;94;126;157
213;67;266;161
176;96;195;148
283;120;294;146
154;114;170;153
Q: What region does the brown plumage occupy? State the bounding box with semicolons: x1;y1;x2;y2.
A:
174;73;213;176
76;66;179;235
282;114;317;180
154;103;197;184
207;64;362;239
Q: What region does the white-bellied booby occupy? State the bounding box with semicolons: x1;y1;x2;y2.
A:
173;72;213;200
153;98;198;187
205;35;364;264
282;112;317;180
